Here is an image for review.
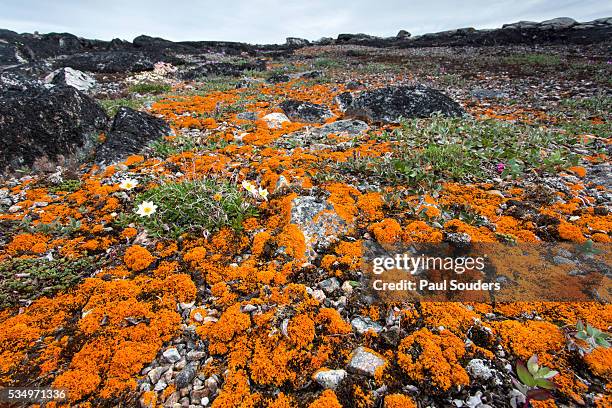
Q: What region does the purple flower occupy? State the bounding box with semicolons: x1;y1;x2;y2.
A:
496;163;506;173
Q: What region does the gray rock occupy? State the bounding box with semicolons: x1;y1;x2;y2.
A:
45;67;96;92
313;369;347;389
163;347;181;363
175;362;198;389
0;76;108;174
445;232;472;248
187;350;207;361
237;111;259;121
95;107;171;164
351;316;383;334
467;359;494;381
343;86;464;124
154;379;168;391
286;37;310;46
148;366;169;384
347;346;386;377
291;196;353;260
277;119;369;149
396;30;412;39
540;17;577;30
319;277;340;293
280;99;333;123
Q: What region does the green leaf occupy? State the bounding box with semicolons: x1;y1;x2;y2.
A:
535;378;556;390
576;320;584;332
527;354;539;374
575;331;588;340
595;337;610;348
516;361;536;387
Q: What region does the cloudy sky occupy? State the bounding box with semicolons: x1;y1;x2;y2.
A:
1;0;610;44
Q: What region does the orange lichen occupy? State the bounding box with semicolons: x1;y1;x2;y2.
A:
384;394;417;408
370;218;402;244
124;245;155;271
557;222;587;242
397;328;469;391
308;390;342;408
287;314;315;348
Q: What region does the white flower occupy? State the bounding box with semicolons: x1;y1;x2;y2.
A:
136;201;157;217
242;180;257;195
119;178;139;190
258;187;269;200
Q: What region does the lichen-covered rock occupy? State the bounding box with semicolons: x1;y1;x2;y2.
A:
0;78;108;174
179;60;266;80
95;107;171;164
277;119;369;149
55;51;167;73
280;100;333;123
45;67;96;92
347;347;386;377
313;369;347;389
343;86;464;123
291;196;353;260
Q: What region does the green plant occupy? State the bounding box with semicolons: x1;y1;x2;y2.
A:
512;355;558;408
333;115;582;190
575;320;610;352
0;256;101;309
49;179;82;193
133;178;258;238
98;97;146;117
128;82;172;95
503;53;562;67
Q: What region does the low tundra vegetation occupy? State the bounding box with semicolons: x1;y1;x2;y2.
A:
131;178;258;238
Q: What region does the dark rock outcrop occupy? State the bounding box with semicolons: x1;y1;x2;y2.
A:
95;107;171;164
266;73;291;84
280;100;334;123
342;86;464;123
286;37;310;46
179;60;266;80
53;51;173;73
0;75;108;173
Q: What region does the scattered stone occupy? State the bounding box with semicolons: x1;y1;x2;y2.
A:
313;369;347;389
319;277;340;293
467;359;494;381
175;362;198;389
347;346;386;377
262;112;290;129
148;366;169;384
236;111;259;121
266;73;291;84
351;316;384;334
163;347;181;363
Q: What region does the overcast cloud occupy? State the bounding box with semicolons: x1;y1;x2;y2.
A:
1;0;611;44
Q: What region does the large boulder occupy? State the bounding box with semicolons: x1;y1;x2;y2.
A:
341;86;464;123
280;100;334;123
44;67;96;92
54;51;175;73
286;37;310;46
0;74;108;174
179;60;266;80
95;107;171;164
